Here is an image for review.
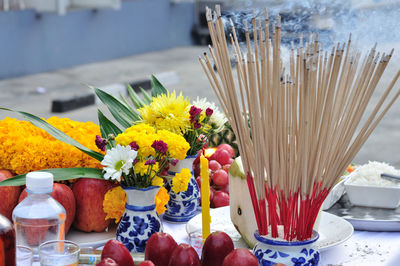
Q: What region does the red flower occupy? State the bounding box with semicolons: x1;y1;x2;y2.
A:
129;141;139;151
206;107;213;116
95;135;107;151
194;122;202;129
151;140;168;154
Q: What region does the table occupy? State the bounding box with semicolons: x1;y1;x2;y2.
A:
163;221;400;266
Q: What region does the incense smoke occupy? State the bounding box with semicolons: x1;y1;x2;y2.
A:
220;0;400;49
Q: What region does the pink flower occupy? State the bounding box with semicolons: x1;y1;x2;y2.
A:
95;135;107;151
129;141;139;151
171;159;179;166
206;107;213;116
151;140;168;154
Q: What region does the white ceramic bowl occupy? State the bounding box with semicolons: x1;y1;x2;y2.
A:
344;173;400;209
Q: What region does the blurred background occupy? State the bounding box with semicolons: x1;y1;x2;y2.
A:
0;0;399;167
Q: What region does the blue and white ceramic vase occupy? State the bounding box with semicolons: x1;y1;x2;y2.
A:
116;186;162;253
253;230;320;266
163;155;201;223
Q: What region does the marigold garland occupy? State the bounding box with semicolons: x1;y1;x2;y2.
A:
0;117;103;174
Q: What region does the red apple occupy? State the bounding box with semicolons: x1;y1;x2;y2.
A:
96;257;119;266
145;232;178;266
23;218;50;246
196;176;201;189
101;240;135;266
217;144;235;158
213;150;230;166
193;163;201;179
212;191;229;208
168;244;200;266
0;170;20;221
138;261;156;266
201;231;234;266
212;170;228;187
208;160;221;172
19;183;76;234
222;248;258;266
72;178;115;232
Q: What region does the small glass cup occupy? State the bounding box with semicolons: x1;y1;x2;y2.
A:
39;240;80;266
189;230;204;257
16;245;33;266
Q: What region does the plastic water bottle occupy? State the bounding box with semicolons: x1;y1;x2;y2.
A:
0;214;16;266
12;172;66;257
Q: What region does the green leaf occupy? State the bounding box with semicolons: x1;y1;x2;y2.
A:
94;88;140;129
127;84;145;109
0;108;104;161
98;110;122;149
118;92;136;114
151;75;168;97
140;87;152;105
0;168;104;187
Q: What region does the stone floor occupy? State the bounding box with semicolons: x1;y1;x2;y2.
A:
0;45;399;168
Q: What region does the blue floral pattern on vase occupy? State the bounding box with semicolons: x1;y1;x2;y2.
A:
253;231;320;266
163;156;201;223
116;186;162;253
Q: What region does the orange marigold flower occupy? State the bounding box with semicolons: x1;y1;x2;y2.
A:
155;187;169;215
103;186;127;222
0;117;103;174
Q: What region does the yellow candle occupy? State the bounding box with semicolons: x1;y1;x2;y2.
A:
200;155;211;240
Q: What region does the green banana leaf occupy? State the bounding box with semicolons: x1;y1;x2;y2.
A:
94;88;140;129
97;110;122;149
0;168;104;186
127;84;145;109
151;75;168;97
0;108;104;162
118;92;136;114
140;87;153;105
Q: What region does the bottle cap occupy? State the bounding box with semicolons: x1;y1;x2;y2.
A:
26;172;54;193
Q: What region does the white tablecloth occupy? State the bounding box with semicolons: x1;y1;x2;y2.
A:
163;221;400;266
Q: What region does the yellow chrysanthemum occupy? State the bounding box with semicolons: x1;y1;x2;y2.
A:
115;124;157;158
155;187;169;215
134;160;159;176
0;117;103;174
171;168;192;194
138;91;191;134
151;176;164;187
156;130;190;160
103;186;127;222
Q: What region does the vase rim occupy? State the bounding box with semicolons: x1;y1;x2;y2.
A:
254;230;319;246
121;185;159;191
185;155;197;159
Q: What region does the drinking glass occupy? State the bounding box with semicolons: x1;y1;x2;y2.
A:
188;230;204;257
39;240;79;266
16;245;33;266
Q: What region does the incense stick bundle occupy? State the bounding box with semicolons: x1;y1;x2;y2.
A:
200;6;400;241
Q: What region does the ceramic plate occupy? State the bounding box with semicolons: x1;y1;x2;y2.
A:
327;193;400;231
186;207;353;251
66;226;117;248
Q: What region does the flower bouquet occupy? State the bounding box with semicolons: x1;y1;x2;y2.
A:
0;75;225;249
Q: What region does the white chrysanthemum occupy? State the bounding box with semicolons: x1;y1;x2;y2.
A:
193;97;228;132
101;144;137;181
